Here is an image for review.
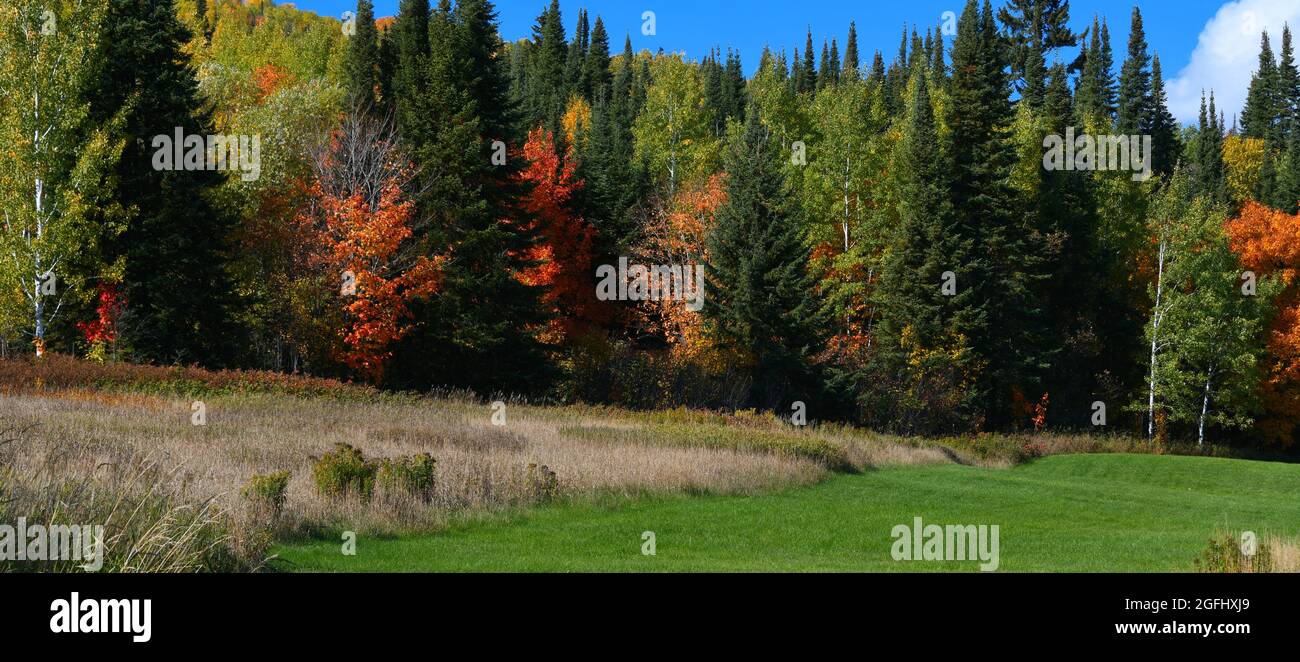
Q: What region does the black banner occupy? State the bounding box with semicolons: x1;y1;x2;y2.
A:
1;572;1291;651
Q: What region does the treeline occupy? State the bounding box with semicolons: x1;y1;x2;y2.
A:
3;0;1300;448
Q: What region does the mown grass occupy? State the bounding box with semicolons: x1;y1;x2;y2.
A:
275;453;1300;572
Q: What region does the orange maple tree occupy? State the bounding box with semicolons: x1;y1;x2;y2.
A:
297;157;442;380
252;63;295;103
1225;201;1300;445
515;127;606;343
635;173;726;354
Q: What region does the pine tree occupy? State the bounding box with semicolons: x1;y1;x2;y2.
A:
392;0;554;393
1116;7;1151;136
800;29;817;95
868;51;886;88
86;0;241;365
525;0;566;134
563;8;589;99
817;40;833;91
704;106;822;409
343;0;380;107
1279;25;1299;140
1147;54;1181;177
583;16;611;102
393;0;432;145
998;0;1079;100
1194;93;1230;205
843;22;860;81
1242;31;1279;143
945;0;1047;428
877;75;958;360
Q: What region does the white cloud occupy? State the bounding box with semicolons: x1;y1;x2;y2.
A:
1166;0;1300;127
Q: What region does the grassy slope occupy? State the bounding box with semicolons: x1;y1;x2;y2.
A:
276;453;1300;572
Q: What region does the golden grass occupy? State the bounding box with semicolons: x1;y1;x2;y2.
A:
0;388;951;541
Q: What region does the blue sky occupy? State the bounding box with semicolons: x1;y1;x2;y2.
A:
291;0;1300;125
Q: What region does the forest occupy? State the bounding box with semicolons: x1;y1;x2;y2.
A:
3;0;1300;450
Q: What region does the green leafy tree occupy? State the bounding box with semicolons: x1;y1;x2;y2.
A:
0;0;123;357
632;54;717;197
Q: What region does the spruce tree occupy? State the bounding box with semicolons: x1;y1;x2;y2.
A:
843;22;860;81
945;0;1047;428
800;30;817;95
1242;31;1279;143
583;16;611;102
392;0;553;394
564;8;589;99
1147;55;1181;177
704;106;823;409
1279;25;1299;140
1116;7;1151;136
87;0;241;366
343;0;380;107
998;0;1078;99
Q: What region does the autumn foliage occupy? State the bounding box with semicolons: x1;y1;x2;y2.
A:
1225;201;1300;445
297;147;442;380
515;127;605;343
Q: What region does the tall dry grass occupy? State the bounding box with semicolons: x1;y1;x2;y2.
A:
0;379;954;563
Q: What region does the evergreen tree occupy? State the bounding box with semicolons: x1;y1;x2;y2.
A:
583;16;611;102
1276;128;1300;213
998;0;1079;88
86;0;241;365
393;0;432;144
392;0;553;393
564;8;589;99
704;106;823;409
945;0;1047;428
1116;7;1151;136
800;29;817;94
1193;93;1230;205
868;51;886;88
343;0;380;107
1241;31;1279;144
817;40;833;91
525;0;566;134
843;22;860;81
1147;54;1181;177
1279;25;1299;139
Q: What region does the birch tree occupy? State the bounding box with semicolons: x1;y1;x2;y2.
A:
0;0;122;356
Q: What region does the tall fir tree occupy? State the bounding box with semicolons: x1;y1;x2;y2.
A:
705;105;823;409
1116;7;1151;136
1147;55;1181;177
945;0;1048;428
392;0;553;393
1241;31;1279;144
343;0;380;107
583;16;611;102
843;22;860;81
87;0;241;366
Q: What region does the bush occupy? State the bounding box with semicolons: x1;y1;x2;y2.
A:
526;463;559;502
376;453;437;503
1193;532;1274;573
241;471;290;521
311;443;376;501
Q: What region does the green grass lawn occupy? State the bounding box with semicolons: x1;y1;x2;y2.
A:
274;453;1300;572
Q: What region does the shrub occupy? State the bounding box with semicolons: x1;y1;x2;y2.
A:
241;471;291;521
376;453;437;503
311;443;376;501
1193;532;1274;573
526;463;559;502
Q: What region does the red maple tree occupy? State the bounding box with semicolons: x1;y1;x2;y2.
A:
515;127;606;343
